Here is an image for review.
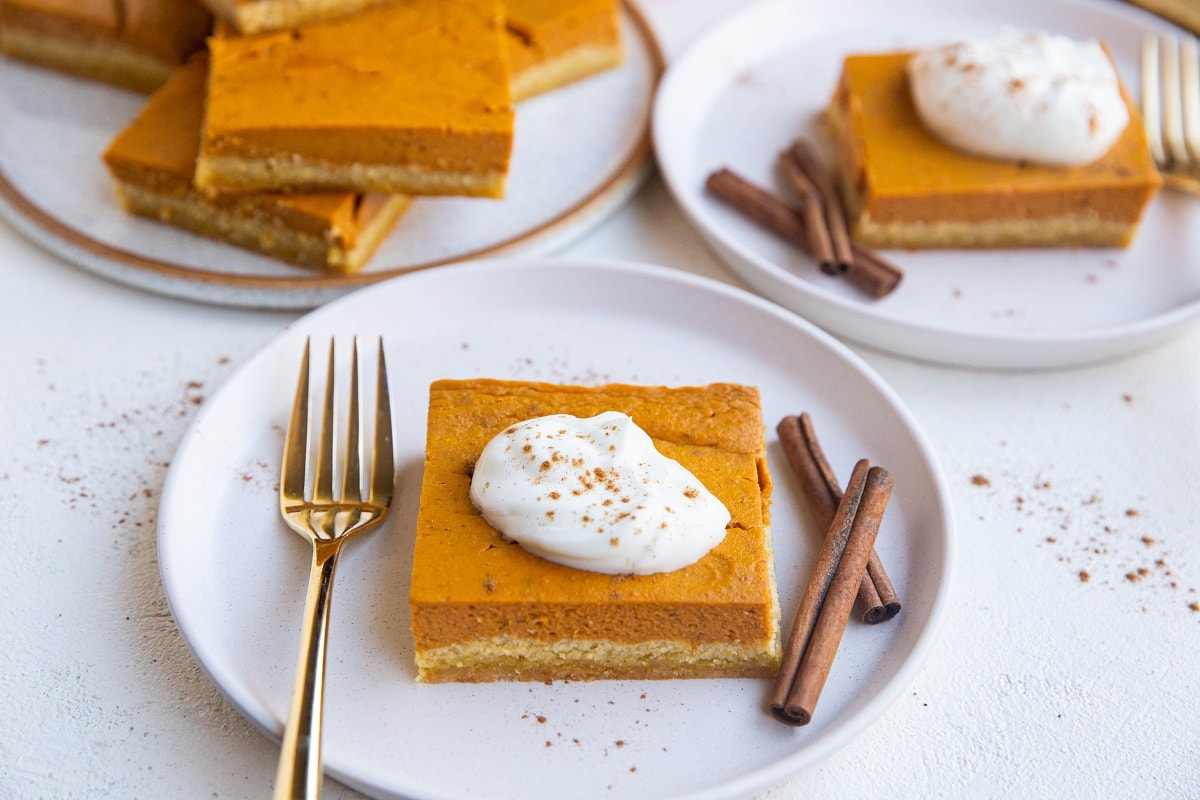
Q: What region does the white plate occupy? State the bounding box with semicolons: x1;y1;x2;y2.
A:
157;258;954;800
0;6;660;310
653;0;1200;369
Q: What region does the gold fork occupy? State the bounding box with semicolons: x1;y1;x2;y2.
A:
1142;32;1200;195
274;337;394;800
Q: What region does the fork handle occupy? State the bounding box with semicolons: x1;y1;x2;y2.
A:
273;538;344;800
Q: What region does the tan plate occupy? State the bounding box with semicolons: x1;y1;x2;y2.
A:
0;2;663;310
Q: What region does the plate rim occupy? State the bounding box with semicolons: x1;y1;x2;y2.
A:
156;256;957;800
651;0;1200;369
0;1;665;310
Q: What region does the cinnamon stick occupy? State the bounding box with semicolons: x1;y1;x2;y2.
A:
769;458;871;726
776;151;836;274
778;413;901;623
705;168;808;249
799;413;900;622
704;168;902;299
849;243;904;301
772;465;894;726
866;553;901;619
787;139;855;272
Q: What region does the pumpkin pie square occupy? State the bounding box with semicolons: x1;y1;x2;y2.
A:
410;378;781;684
827;50;1162;249
195;0;514;198
505;0;622;101
103;55;410;272
196;0;394;35
0;0;212;92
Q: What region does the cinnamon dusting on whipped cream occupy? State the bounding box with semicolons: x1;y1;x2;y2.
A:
469;412;729;575
907;29;1130;166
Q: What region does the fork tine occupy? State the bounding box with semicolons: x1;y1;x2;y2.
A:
342;338;363;504
313;339;337;505
1143;34;1166;166
1181;36;1200;165
280;338;311;506
371;338;394;507
1161;35;1189;166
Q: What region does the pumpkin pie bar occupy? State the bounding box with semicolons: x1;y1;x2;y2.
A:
410;378;781;683
505;0;622;101
200;0;625;90
827;51;1162;249
196;0;393;34
0;0;212;92
102;56;409;272
195;0;515;198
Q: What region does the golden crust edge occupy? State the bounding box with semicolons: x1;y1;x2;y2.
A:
111;180;409;270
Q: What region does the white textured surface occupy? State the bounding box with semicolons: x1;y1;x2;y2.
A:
2;1;1199;798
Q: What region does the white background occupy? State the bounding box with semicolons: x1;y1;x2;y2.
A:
1;1;1197;797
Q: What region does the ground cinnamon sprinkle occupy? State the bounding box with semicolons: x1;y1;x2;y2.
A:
969;466;1196;614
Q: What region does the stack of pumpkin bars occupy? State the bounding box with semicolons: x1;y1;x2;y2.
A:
0;0;623;271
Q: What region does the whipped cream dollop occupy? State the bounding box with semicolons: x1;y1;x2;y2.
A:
469;411;730;575
907;29;1130;166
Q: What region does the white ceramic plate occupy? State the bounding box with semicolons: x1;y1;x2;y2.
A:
157;258;954;800
0;6;660;310
653;0;1200;369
